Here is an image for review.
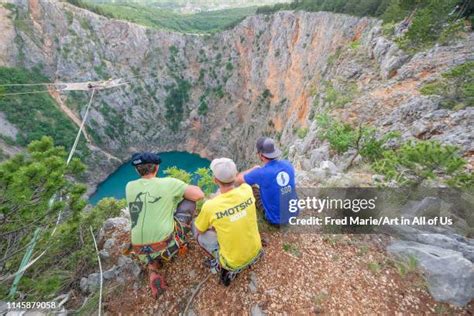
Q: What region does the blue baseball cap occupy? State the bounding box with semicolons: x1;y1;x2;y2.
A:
131;152;162;166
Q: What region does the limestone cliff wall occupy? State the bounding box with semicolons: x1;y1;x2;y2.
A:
2;0;473;189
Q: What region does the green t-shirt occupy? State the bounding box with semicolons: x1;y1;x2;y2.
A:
126;177;187;245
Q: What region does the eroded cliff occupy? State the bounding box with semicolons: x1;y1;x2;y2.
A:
1;0;472;190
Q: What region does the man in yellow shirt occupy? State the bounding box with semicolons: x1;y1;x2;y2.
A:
193;158;262;286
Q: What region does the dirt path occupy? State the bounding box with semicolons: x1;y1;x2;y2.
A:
48;87;91;142
48;88;123;164
103;231;472;315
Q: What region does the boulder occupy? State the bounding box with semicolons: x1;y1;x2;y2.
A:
103;238;116;251
103;217;129;231
120;207;131;220
309;145;329;169
80;273;100;293
409;197;451;218
319;161;338;176
250;304;265;316
308;168;327;183
388;240;474;306
387;96;440;125
103;266;118;280
117;255;142;278
370;35;408;79
415;233;474;263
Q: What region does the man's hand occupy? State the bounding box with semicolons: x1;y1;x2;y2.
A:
235;165;261;185
184;185;205;201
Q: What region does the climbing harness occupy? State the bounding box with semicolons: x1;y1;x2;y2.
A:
127;218;190;265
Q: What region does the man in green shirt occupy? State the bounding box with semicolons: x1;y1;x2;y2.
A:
125;152;204;298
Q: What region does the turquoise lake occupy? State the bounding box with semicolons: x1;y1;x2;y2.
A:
89;151;210;204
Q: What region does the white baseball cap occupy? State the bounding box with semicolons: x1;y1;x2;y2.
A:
210;158;238;183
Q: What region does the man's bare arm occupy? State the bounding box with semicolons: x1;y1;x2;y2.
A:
235;165;260;185
184;185;205;201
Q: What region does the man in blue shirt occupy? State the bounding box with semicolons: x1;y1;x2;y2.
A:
236;137;298;225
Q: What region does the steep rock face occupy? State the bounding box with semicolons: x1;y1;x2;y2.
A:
2;0;473;190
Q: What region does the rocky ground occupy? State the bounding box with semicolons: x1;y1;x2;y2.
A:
77;216;473;315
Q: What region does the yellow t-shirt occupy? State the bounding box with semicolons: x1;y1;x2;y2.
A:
194;183;262;269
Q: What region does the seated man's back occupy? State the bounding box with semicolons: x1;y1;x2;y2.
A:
195;183;262;269
244;158;297;225
126;177;187;245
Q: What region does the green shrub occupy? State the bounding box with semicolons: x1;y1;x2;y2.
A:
198;100;208;115
195;168;216;196
438;19;466;45
349;39;361;50
297;127;309;139
163;166;192;183
262;89;272;99
316;114;399;162
368;261;381;274
323;81;357;108
420;61;474;109
164;166;216;195
164;78;191;131
164;166;217;210
257;0;392;18
381;22;396;36
381;2;409;23
326;48;342;67
359;128;400;161
372;140;470;187
316;114;358;153
395;0;462;52
0;137;126;300
420;82;447;96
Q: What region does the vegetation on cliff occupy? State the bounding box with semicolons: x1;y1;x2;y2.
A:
0;135;217;300
316;114;474;188
67;0;257;33
0;137;118;299
258;0;473;52
420;61;474;110
0;68;82;150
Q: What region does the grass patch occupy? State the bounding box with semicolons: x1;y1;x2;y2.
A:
322;234;342;246
356;244;369;257
394;255;418;278
282;243;301;258
368;261;382;274
313;290;329;306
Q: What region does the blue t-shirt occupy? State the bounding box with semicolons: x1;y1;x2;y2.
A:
244;160;298;224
